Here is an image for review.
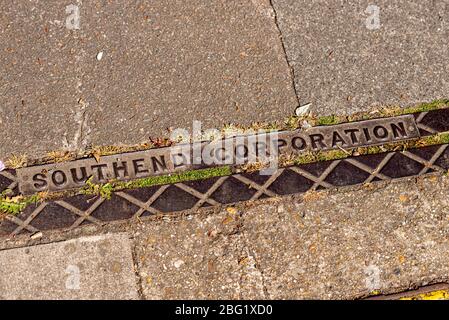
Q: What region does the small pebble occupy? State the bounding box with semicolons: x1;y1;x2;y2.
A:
301;120;312;129
295;103;312;116
96;51;104;61
173;259;185;269
226;207;238;215
30;232;43;240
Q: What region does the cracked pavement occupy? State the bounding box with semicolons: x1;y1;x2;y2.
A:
271;0;449;115
0;0;297;159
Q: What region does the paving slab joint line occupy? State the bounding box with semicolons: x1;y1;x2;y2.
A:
268;0;301;109
130;238;145;300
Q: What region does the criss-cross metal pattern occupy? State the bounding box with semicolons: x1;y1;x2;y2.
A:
0;170;18;194
1;109;449;237
2;142;449;237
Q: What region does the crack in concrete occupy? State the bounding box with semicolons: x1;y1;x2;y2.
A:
130;235;145;300
63;37;91;155
268;0;301;108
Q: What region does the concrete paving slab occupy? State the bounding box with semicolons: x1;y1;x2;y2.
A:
0;0;297;159
0;1;83;157
133;174;449;299
242;177;449;299
0;233;139;299
134;210;266;300
271;0;449;115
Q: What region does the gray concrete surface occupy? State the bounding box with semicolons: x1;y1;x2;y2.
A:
133;174;449;299
134;210;266;300
0;233;139;299
0;0;297;159
271;0;449;115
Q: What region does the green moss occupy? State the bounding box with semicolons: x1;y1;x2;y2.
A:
0;200;26;215
317;115;341;126
401;99;449;114
80;166;232;198
292;149;349;165
285;116;301;130
80;178;115;199
288;132;449;167
250;99;449;132
0;192;40;216
315;149;350;162
123;166;232;189
420;132;449;145
292;152;316;165
283;99;448;131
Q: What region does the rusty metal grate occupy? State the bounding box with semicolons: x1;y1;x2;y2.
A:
1;109;449;237
1;142;449;237
0;169;18;195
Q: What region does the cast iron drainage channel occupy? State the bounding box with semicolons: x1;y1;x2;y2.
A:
0;108;449;237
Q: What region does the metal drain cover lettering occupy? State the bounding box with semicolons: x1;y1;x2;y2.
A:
277;114;419;154
16;114;419;194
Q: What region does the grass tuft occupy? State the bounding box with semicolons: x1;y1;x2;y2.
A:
285;132;449;167
0;191;40;216
5;154;28;169
316;115;342;126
